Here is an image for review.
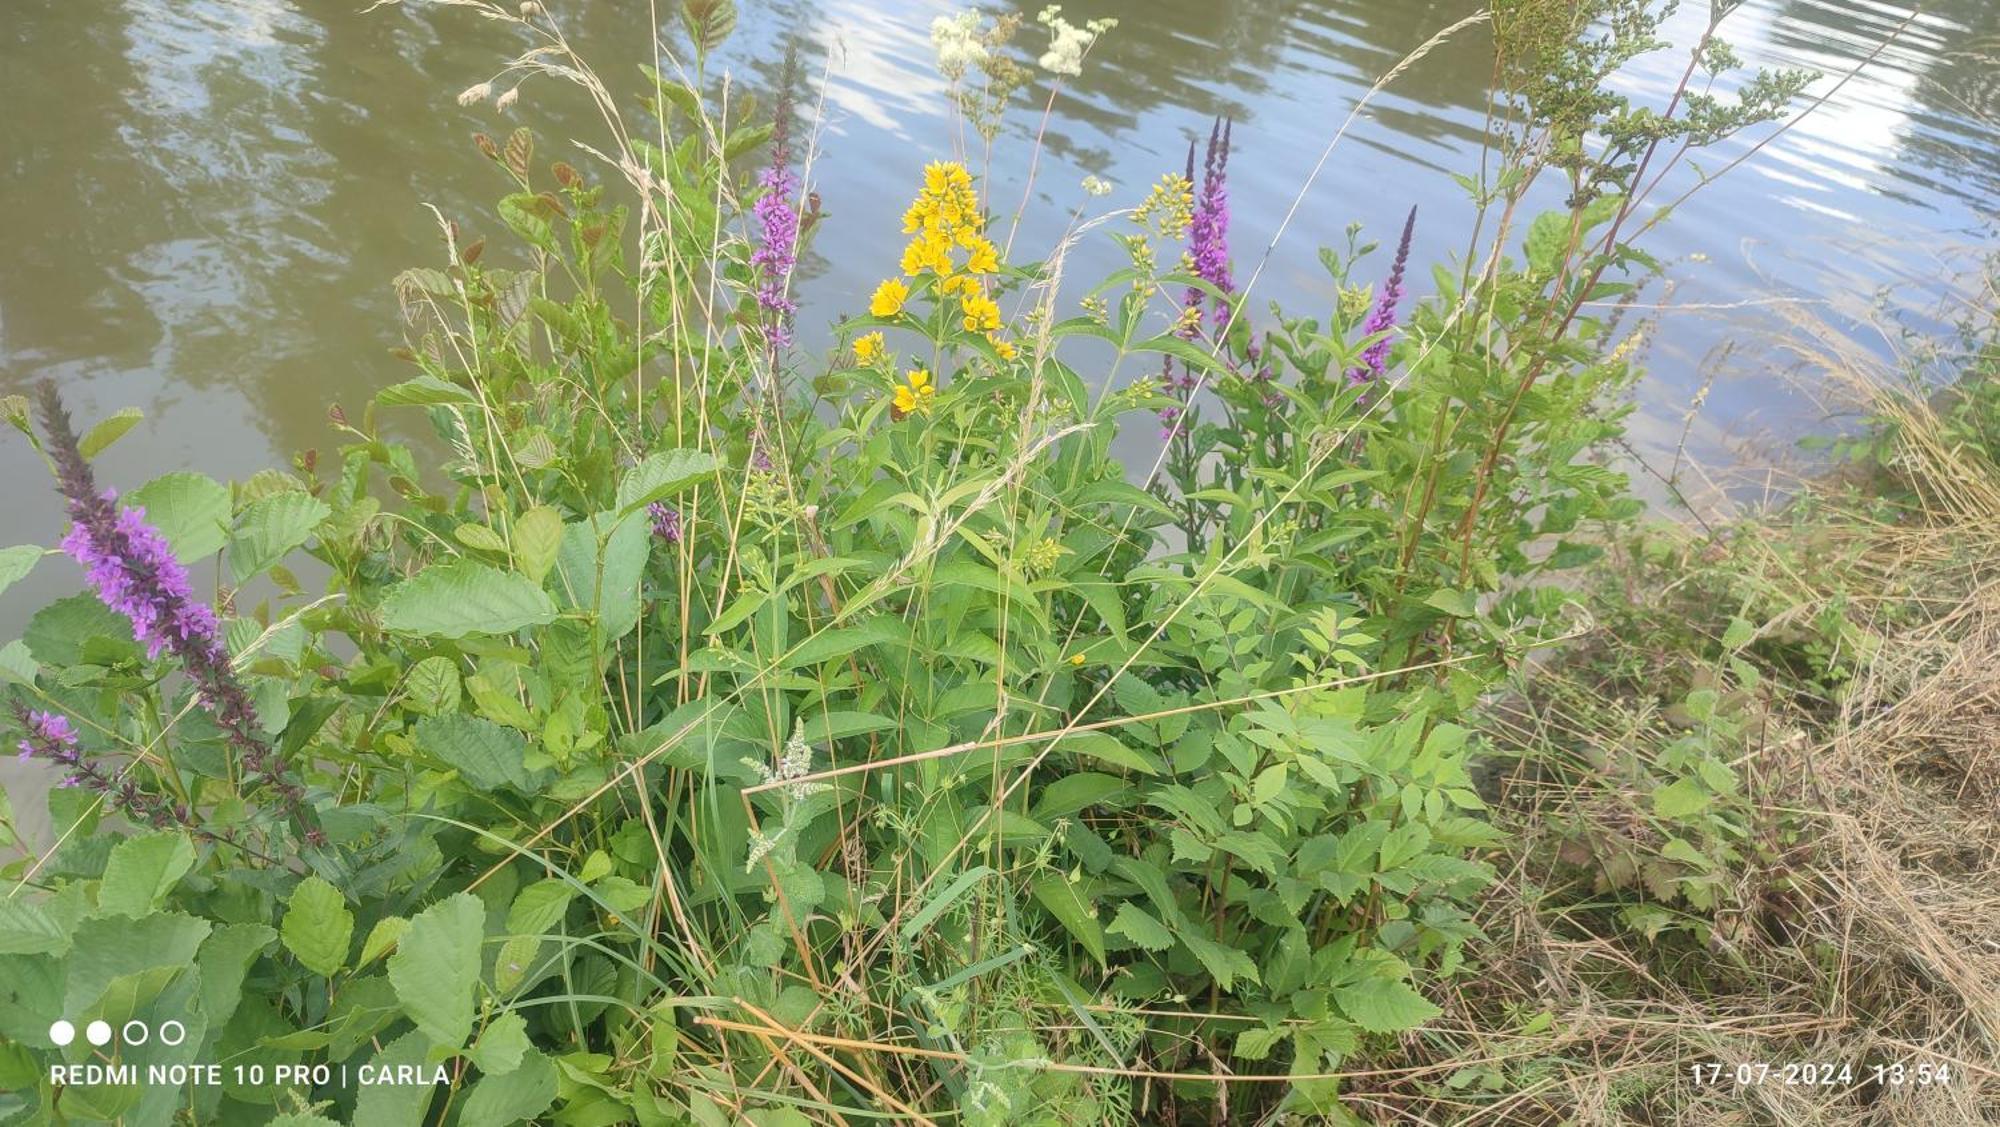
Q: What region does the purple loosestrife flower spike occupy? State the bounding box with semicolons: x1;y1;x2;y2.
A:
751;53;803;347
33;383;321;847
1349;205;1416;386
11;701;236;842
1190;116;1234;323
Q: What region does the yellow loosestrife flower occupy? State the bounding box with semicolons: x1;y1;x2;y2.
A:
891;368;935;419
869;278;909;317
853;332;885;363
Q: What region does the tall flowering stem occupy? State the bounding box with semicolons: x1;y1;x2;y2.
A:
1189;116;1234;324
11;701;233;844
1349;205;1417;386
34;383;320;847
751;52;803;348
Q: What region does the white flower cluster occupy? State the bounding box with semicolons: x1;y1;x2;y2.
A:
1080;174;1114;197
753;722;829;803
930;11;990;82
1035;6;1115;77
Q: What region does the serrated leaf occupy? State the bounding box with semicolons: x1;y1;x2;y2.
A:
80;408;143;459
1652;777;1712;819
470;1009;530;1075
455;522;508;552
413;713;534;791
229;491;330;581
462;1046;557;1124
616;448;720;516
127;472;231;562
376;374;479;407
283;876;353;978
1106;902;1173;952
386;893;485;1050
403;656;461;716
512;506;563;584
97;831;196;917
680;0;737;53
506;880;575;936
379;560;557;638
0;898;70;955
1335;973;1441;1033
198;922;275;1032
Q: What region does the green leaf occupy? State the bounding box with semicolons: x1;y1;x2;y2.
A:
359;917;409;967
1032;772;1129;819
1720;616;1755;651
403;656;461;716
1029;876;1105;967
1524;209;1574;275
512;505;564;585
0;898;70;955
782;619;903;670
377;374;479;407
63;912;210;1019
25;593;136;666
1424;589;1478;618
352;1030;442;1126
1180;929;1259;991
267;1114;343;1127
1106;902;1173;952
198;922;276;1033
679;0;737;53
461;1046;558;1124
1652;777;1712;819
1335;973;1442;1033
379;560;557;638
229;492;330;582
616;448;720;516
126;472;231;562
506;880;575;936
0;545;43;599
470;1009;531;1075
414;713;535;791
97;831;196;917
386;893;485;1049
80;408;144;459
282;876;354;978
552;510;649;640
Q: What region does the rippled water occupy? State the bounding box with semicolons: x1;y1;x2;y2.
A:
0;0;1995;639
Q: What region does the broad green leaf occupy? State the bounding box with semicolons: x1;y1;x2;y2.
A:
1336;973;1442;1033
198;922;276;1033
97;831;196;917
506;880;575;936
0;545;42;599
229;492;330;582
512;505;563;584
455;522;508;552
352;1030;441;1125
1029;876;1105;967
1032;772;1129;819
403;656;461;716
386;893;485;1049
470;1009;530;1075
1652;777;1712;819
0;638;37;686
1056;730;1161;775
414;713;534;791
24;592;136;666
282;876;353;978
552;510;648;640
126;472;231;562
359;916;409;966
616;448;720;516
781;619;903;670
1106;902;1173;952
1424;589;1478;618
462;1046;558;1124
1180;928;1259;991
267;1114;343;1127
377;374;479;407
0;898;70;955
79;407;144;458
63;913;210;1019
794;709;897;743
379;560;557;638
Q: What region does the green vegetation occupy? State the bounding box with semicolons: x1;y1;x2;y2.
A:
0;1;1990;1123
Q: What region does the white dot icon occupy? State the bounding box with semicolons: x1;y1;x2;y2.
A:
48;1020;75;1047
85;1021;112;1047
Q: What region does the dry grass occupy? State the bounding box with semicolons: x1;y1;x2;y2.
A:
1337;332;2000;1124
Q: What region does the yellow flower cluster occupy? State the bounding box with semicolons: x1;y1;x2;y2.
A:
871;161;1017;368
853;331;885;363
891;368;935;418
1134;172;1195;241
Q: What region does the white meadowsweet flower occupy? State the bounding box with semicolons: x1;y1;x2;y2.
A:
930;11;989;81
1035;6;1114;77
1081;174;1113;197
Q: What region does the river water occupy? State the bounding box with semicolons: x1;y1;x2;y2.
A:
0;0;1994;640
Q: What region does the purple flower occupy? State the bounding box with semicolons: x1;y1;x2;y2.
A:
34;383;320;847
1348;205;1417;386
1189;117;1234;323
648;502;682;544
17;709;81;768
751;54;803;347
